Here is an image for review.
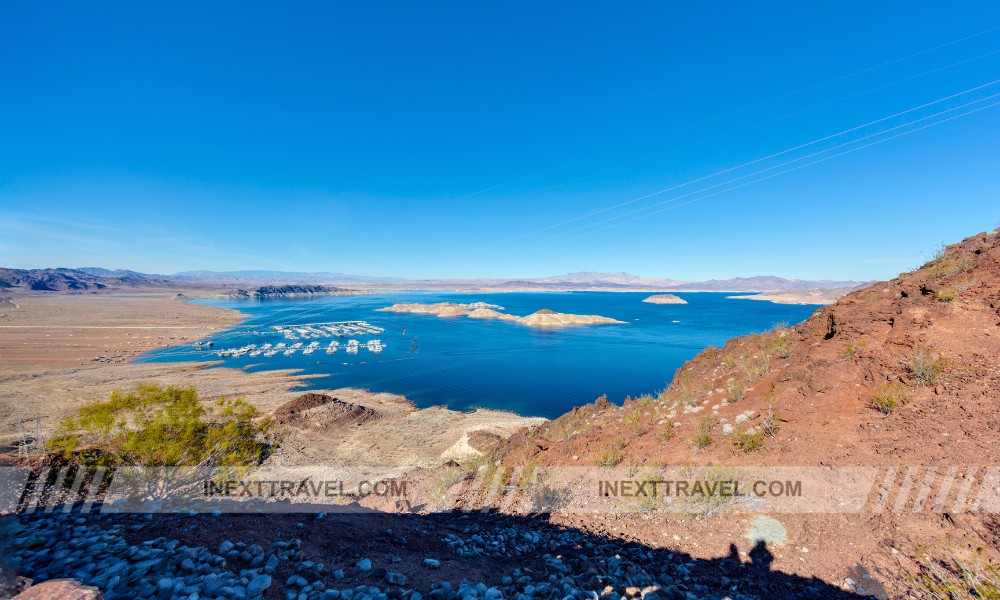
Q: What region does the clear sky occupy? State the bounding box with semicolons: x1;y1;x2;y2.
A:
1;2;998;281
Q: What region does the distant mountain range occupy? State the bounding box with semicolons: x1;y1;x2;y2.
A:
0;266;867;293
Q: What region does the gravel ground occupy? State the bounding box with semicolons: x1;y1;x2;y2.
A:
1;506;876;600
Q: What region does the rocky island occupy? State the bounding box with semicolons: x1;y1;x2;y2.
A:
641;293;687;304
377;302;625;328
517;308;625;327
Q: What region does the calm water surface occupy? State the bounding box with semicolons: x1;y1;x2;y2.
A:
138;292;819;418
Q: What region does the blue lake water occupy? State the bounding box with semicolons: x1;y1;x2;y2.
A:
138;292;819;419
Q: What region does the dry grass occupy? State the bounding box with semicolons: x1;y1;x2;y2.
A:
725;378;745;403
693;416;715;451
907;348;947;385
842;341;865;360
593;438;625;467
870;382;908;415
935;278;976;303
679;465;745;519
912;547;1000;599
760;402;780;437
734;429;764;453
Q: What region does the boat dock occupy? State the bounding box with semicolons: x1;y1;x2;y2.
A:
206;321;389;359
270;321;385;341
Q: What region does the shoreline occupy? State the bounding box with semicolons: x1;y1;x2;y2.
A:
0;288;544;466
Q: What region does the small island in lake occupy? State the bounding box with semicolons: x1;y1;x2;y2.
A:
641;294;687;305
377;302;625;328
517;308;625;327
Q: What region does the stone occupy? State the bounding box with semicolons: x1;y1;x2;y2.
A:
247;574;272;597
422;558;441;569
356;559;372;572
13;579;103;600
385;572;406;586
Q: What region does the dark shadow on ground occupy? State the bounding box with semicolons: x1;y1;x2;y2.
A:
0;501;886;600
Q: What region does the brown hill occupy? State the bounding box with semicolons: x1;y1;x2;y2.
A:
477;229;1000;596
274;392;382;429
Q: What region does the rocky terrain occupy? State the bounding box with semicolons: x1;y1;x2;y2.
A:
0;268;167;292
641;295;687;305
377;304;625;328
1;508;865;600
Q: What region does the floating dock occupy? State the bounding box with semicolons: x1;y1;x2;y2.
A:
207;321;389;359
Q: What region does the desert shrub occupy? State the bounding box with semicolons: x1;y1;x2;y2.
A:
912;547;1000;599
842;341;864;360
593;446;622;468
528;478;570;513
907;348;946;385
659;420;676;442
761;402;780;437
626;468;665;513
933;289;955;303
929;252;971;280
679;465;745;518
427;465;467;504
935;278;976;303
677;382;703;407
47;384;276;467
693;416;715;451
771;336;792;359
870;382;908;415
769;321;789;333
622;407;643;425
734;429;764;453
737;352;770;383
725;378;745;403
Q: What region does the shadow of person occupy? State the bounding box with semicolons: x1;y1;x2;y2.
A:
749;539;774;571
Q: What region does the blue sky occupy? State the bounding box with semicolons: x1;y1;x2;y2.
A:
1;2;998;281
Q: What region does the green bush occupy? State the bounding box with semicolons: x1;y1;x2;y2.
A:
47;383;277;467
734;430;764;453
870;382;907;415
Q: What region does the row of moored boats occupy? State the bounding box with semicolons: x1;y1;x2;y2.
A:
213;338;384;358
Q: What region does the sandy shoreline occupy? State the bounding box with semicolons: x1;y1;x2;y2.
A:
0;289;543;466
0;290;245;368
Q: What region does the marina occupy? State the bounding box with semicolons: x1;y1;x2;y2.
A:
270;320;385;340
202;320;390;359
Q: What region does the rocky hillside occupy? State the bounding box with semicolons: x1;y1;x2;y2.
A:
225;284;358;299
473;229;1000;596
504;229;999;468
0;267;172;291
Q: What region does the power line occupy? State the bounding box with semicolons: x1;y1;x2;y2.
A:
522;99;1000;251
487;78;1000;253
455;24;1000;203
